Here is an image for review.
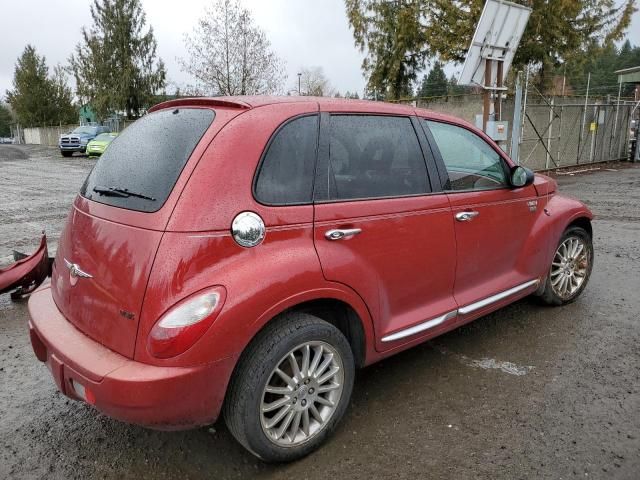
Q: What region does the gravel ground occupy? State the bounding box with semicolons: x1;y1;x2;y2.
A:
1;145;639;479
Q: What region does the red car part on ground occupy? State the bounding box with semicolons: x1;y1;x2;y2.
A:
0;233;50;300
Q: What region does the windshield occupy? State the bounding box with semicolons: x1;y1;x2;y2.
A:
72;126;98;135
80;108;215;213
94;133;116;141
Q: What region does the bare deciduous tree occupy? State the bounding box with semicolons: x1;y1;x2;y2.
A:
295;66;335;97
180;0;286;96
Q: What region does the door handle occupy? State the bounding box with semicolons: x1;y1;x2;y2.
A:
325;228;362;241
455;211;480;222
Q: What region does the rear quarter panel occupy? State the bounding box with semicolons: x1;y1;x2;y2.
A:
134;231;375;367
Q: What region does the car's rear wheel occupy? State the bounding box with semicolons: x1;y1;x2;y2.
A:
539;226;593;305
61;151;72;157
224;312;354;462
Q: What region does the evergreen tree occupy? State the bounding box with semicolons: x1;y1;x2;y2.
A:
346;0;636;94
70;0;166;119
448;75;470;96
345;0;427;99
417;62;448;98
560;40;640;97
6;45;76;127
424;0;637;91
51;66;77;124
0;103;13;137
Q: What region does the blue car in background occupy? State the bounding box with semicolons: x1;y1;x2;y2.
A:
59;125;109;157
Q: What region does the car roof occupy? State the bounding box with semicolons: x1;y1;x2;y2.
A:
148;95;468;127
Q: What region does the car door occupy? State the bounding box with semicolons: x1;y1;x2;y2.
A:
421;119;544;316
313;113;458;351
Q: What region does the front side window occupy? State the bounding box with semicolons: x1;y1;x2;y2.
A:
425;120;508;191
254;115;319;205
327;115;429;201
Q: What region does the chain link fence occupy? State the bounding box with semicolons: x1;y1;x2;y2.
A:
405;90;635;171
518;98;633;170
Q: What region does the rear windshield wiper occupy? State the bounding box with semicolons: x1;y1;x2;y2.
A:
92;186;156;201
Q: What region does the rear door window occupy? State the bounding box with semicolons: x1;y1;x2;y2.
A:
254;115;319;205
326;115;430;201
81;108;214;212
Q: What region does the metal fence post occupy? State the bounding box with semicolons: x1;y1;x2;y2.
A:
545;97;554;169
556;74;566;166
510;71;523;162
589;104;598;164
577;72;591;164
518;68;530;165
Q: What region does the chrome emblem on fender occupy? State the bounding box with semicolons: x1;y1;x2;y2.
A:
64;258;92;285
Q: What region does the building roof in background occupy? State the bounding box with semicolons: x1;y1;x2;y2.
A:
615;66;640;83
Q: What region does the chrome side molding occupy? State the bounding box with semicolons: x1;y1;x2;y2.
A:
381;310;458;343
458;279;539;315
380;279;540;343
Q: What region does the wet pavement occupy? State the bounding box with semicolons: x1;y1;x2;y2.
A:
1;145;639;479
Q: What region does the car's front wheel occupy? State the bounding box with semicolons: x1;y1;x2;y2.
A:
539;225;593;305
224;312;354;462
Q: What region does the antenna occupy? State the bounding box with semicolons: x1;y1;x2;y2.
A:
459;0;531;134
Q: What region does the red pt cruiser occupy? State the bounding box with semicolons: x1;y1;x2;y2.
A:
28;96;594;462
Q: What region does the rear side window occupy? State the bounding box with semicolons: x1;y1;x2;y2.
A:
81;108;214;212
254;115;319;205
327;115;429;201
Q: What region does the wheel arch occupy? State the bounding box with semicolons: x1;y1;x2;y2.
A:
246;288;374;369
566;215;593;238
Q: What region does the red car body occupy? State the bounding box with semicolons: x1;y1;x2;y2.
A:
28;96;593;430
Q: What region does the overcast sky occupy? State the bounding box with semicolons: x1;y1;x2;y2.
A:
1;0;640;99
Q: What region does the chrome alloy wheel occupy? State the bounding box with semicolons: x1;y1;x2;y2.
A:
260;341;344;447
550;236;590;299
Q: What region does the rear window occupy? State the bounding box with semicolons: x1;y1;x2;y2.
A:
80;108;214;212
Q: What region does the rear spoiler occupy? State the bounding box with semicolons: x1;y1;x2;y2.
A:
0;233;52;300
148;97;251;113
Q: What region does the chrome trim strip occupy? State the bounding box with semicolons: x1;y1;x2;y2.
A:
458;279;539;315
381;310;458;343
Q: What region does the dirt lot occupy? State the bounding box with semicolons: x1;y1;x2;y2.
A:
1;144;639;479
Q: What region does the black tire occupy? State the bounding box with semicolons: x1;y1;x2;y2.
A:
539;226;593;306
61;151;72;157
224;312;355;462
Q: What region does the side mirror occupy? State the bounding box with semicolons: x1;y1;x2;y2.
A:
510;166;535;188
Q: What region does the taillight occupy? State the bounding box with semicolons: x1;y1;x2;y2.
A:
147;286;226;358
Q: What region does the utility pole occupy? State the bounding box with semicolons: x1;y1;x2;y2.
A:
297;73;302;96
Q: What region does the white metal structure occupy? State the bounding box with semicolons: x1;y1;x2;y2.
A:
459;0;532;88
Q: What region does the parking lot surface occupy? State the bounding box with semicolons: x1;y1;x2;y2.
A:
1;145;639;479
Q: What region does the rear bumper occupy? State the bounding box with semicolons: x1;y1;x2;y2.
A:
27;286;236;430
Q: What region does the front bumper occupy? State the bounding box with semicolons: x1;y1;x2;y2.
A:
86;146;104;156
27;286;235;430
59;145;86;152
